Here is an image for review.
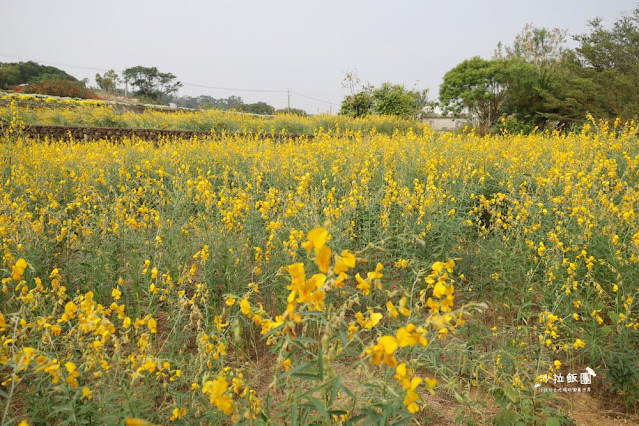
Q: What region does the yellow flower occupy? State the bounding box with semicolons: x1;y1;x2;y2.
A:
125;419;153;426
348;321;359;339
335;250;356;273
282;359;292;371
396;324;428;347
170;407;187;421
301;227;328;252
355;273;371;295
12;258;28;281
424;377;437;389
240;299;251;316
63;301;78;320
366;335;398;367
403;377;422;413
433;281;447;299
82;387;92;400
225;297;236;306
314;244;332;273
359;312;383;329
112;288;122;300
386;301;399;318
573;338;586;350
202;377;234;415
147;317;157;334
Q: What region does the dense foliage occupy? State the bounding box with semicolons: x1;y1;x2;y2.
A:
21;79;99;100
0;61;77;89
441;6;639;133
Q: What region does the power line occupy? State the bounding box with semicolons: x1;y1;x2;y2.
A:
290;91;338;106
182;82;286;94
0;52;111;73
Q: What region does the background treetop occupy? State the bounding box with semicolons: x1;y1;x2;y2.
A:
122;66;182;102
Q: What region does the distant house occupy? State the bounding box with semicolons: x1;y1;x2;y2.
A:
422;114;468;131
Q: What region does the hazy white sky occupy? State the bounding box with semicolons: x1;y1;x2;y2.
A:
1;0;636;113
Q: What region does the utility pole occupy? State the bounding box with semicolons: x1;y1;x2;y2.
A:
287;88;290;113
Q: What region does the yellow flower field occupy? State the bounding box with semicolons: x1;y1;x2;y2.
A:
0;94;422;135
0;109;638;424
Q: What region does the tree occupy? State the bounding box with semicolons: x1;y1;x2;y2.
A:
373;83;424;118
238;102;275;115
122;66;182;102
339;74;428;119
340;72;374;118
439;57;513;132
95;70;120;93
541;7;639;124
340;87;374;118
494;23;567;66
0;61;76;89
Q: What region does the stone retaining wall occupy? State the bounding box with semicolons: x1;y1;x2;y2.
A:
3;125;313;142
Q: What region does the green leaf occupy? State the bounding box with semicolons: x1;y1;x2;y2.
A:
318;345;324;379
291;373;321;381
503;385;519;403
306;396;330;421
545;417;561;426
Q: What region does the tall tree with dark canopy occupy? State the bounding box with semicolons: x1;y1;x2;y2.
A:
541;7;639;124
122;66;182;102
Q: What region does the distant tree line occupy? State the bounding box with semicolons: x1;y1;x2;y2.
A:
173;95;307;116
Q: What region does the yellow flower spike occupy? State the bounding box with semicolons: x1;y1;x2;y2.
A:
225;297;236;306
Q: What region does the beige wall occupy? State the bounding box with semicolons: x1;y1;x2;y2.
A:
424;117;467;131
